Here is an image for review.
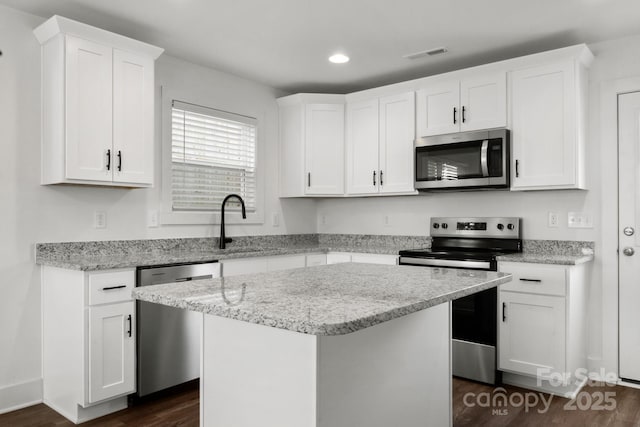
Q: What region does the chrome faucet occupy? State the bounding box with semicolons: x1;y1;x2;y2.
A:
219;194;246;249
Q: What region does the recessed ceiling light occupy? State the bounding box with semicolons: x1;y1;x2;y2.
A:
329;53;350;64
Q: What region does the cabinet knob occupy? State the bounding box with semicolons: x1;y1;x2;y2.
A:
623;247;635;257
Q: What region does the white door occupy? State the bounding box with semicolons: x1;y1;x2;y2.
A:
65;35;113;182
346;99;379;195
416;81;460;136
460;72;507;132
113;49;154;185
619;91;640;382
379;92;415;194
304;104;344;195
510;61;577;189
88;302;135;403
498;292;566;377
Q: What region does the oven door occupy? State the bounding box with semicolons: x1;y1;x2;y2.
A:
414;130;508;190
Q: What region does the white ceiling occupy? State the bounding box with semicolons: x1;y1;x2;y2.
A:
2;0;640;93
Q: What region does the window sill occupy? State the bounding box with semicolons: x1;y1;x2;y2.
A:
159;211;264;226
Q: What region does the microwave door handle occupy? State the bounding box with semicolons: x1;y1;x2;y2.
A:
481;139;489;177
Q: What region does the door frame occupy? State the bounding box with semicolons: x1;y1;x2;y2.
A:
600;77;640;381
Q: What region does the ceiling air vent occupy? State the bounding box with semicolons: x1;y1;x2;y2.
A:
403;47;448;60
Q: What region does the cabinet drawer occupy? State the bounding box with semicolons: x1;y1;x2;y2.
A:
88;270;135;305
306;254;327;267
498;263;566;296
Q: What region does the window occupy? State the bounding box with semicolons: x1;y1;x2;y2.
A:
171;100;257;213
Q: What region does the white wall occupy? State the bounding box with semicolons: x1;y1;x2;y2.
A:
0;4;315;412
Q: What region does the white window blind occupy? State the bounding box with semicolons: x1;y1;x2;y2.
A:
171;100;257;212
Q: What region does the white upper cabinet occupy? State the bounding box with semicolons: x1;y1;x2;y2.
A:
305;103;345;195
416;72;506;137
346;92;416;196
346;99;379;195
460;72;507;132
278;94;345;197
509;49;592;190
34;16;163;187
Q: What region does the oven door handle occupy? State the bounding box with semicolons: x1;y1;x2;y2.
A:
480;139;489;177
399;257;492;270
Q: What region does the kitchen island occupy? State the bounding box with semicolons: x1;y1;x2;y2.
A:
133;263;511;427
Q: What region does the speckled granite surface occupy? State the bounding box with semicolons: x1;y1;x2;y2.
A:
36;235;594;270
497;239;595;265
35;234;429;271
132;263;511;335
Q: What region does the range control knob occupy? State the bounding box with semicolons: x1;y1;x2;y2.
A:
433;223;440;229
507;223;515;230
497;223;504;230
441;223;448;229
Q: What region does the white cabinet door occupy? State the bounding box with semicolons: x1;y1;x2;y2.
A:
379;92;415;194
510;61;578;189
460;72;506;132
88;301;135;403
65;35;113;182
416;81;459;137
113;49;154;185
326;253;352;264
221;257;268;276
498;291;565;378
305;104;345;195
306;254;327;267
346;99;379;195
351;253;398;265
267;255;306;272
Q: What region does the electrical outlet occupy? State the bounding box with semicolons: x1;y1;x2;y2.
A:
568;212;593;228
94;211;107;229
548;212;559;228
271;212;280;227
147;210;159;228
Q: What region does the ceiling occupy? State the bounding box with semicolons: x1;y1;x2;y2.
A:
2;0;640;94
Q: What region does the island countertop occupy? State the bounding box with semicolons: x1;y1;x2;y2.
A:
133;262;512;336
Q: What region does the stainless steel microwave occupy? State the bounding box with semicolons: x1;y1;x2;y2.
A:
414;128;510;191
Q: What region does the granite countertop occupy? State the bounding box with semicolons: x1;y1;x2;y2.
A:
497;252;594;265
35;244;405;271
132;262;512;336
35;234;595;270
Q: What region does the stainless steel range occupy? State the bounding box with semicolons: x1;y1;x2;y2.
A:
399;217;522;384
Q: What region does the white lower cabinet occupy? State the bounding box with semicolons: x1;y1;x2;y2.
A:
498;261;587;397
88;302;135;403
42;267;136;423
327;252;398;265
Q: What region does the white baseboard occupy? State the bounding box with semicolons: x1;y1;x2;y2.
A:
502;371;587;399
0;378;43;415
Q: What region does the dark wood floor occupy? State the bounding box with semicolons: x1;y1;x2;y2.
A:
2;378;639;426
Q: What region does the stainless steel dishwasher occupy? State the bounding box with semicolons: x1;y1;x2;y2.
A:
136;261;220;397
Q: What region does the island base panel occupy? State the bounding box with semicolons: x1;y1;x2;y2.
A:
201;303;451;427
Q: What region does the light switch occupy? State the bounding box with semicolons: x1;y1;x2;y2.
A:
271;212;280;227
568;212;593;228
94;211;107;229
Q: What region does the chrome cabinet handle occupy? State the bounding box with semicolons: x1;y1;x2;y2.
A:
623;247;635;256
